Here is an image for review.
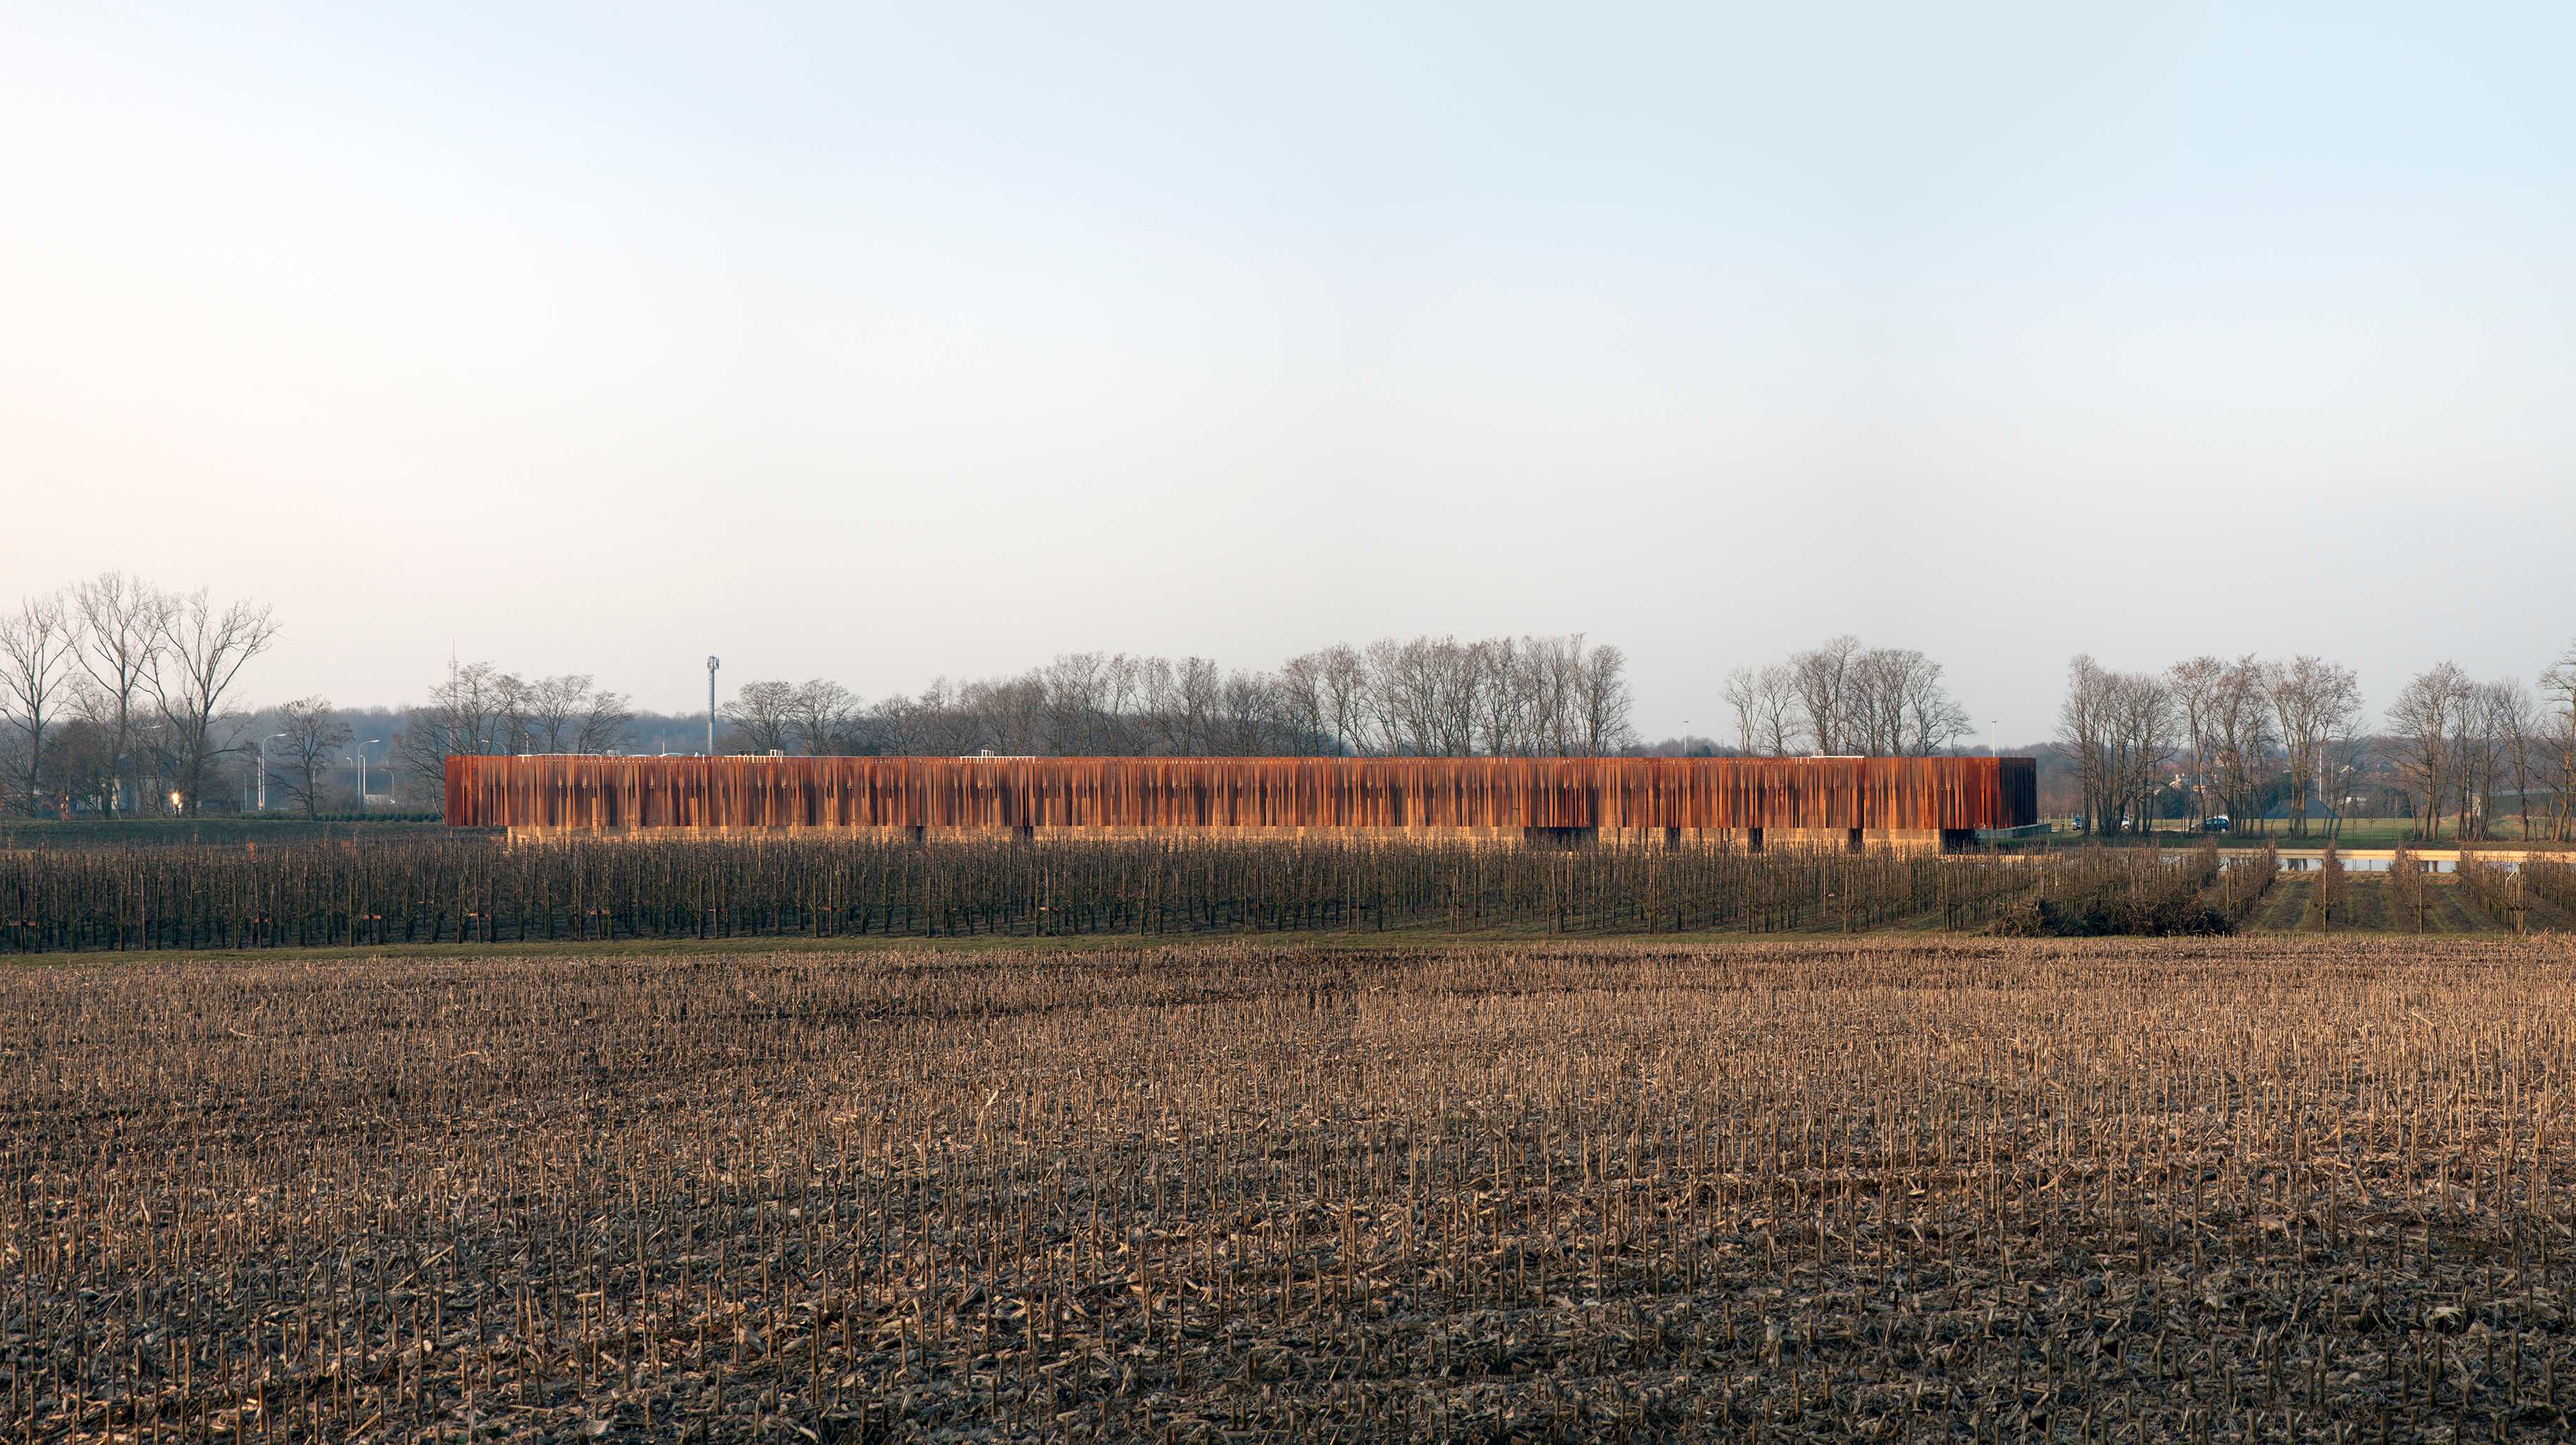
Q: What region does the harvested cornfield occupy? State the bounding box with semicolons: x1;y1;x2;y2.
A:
4;935;2575;1441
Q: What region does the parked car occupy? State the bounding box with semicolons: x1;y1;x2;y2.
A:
2200;815;2232;833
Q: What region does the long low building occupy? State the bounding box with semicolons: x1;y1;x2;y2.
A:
446;754;2038;848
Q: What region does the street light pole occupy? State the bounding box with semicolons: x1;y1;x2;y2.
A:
259;733;288;812
707;656;721;755
357;739;381;816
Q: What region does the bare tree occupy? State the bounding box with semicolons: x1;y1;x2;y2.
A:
2107;670;2176;833
2457;680;2524;842
574;683;634;755
2489;679;2542;840
2055;655;2115;833
870;678;982;757
272;696;353;819
1430;640;1482;756
1858;649;1968;757
1844;648;1911;755
2167;656;2225;825
2060;659;2102;829
2385;662;2471;841
1040;654;1115;755
2265;656;2361;838
49;689;118;813
1898;657;1972;756
146;588;277;816
1525;635;1587;756
1574;643;1635;754
1212;669;1285;755
1469;638;1525;757
393;660;526;802
724;680;801;754
1362;638;1435;756
1317;645;1371;757
1723;664;1801;756
1722;667;1765;755
521;674;616;753
2209;656;2272;828
2543;643;2576;841
69;572;164;816
964;671;1048;755
1136;657;1222;756
1275;652;1334;757
787;679;857;755
2321;721;2371;839
1789;635;1860;754
0;591;79;816
1176;658;1224;755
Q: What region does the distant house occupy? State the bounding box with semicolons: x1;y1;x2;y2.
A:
2263;798;2340;823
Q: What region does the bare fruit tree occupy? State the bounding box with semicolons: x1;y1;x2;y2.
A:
0;591;78;816
272;696;352;819
69;572;164;817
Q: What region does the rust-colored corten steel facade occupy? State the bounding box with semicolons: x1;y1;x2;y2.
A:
447;755;2036;847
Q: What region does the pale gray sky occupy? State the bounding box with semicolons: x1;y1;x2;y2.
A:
5;2;2569;743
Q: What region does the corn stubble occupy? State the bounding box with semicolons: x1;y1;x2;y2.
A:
4;935;2572;1441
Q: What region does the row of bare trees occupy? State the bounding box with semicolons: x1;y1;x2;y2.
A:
388;662;635;797
717;636;1637;760
0;574;277;817
2385;655;2568;840
2055;644;2576;840
2060;654;2377;838
1721;637;1974;757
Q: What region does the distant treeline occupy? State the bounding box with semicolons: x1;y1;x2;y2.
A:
2052;649;2576;842
394;635;1651;804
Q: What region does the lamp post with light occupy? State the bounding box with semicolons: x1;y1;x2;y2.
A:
258;733;288;811
355;739;382;817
